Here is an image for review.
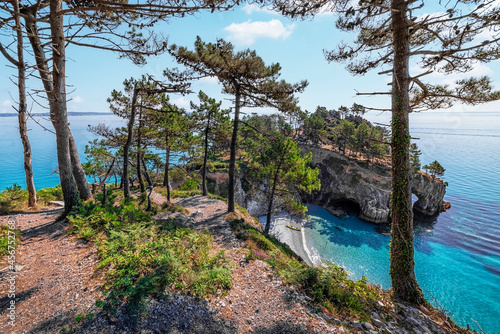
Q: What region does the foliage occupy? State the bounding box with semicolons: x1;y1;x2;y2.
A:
83;142;117;185
191;90;232;195
167;36;308;212
409;143;422;175
300;108;327;146
178;177;200;191
300;105;388;161
423;160;446;178
242;115;320;233
229;219;380;318
68;199;232;310
0;185;63;214
0;184;24;214
161;201;189;215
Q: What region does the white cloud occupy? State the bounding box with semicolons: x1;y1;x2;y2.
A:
422;62;493;88
72;96;85;104
198;76;219;86
1;100;11;113
224;19;295;46
242;4;277;15
171;97;190;108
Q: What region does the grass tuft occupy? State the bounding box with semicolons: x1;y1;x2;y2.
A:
0;184;63;214
0;224;20;256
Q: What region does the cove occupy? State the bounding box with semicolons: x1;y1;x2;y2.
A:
302;204;500;334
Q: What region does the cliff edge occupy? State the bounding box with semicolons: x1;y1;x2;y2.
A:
301;145;447;224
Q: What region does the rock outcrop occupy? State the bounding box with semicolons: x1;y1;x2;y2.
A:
205;172;287;217
301;145;447;224
205;146;447;224
411;172;448;216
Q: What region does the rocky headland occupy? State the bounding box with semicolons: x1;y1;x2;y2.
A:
206;145;448;224
301;146;448;224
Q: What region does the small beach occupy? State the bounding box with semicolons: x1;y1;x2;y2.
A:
266;217;316;267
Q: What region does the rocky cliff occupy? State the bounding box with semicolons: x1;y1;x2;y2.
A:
205;146;447;223
301;145;448;224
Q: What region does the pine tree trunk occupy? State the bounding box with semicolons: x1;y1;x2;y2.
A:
137;107;145;193
25;10;91;201
69;135;91;199
14;0;37;207
389;0;425;305
228;86;241;213
142;157;153;187
202;116;211;196
50;0;79;213
123;84;139;198
265;174;279;235
163;146;171;202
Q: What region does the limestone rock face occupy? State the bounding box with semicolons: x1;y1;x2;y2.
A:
301;146;447;224
205;146;447;223
206;172;246;208
206;172;285;217
411;172;447;216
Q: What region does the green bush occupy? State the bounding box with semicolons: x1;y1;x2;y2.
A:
0;225;20;256
170;189;202;198
0;184;26;214
37;185;63;203
178;177;199;191
207;161;229;172
68;199;232;310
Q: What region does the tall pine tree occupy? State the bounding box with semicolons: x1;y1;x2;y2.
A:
167;36;307;212
273;0;500;304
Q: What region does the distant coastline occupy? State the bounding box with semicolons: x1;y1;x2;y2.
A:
0;112;113;117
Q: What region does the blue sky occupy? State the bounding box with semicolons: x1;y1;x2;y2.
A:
1;3;500;116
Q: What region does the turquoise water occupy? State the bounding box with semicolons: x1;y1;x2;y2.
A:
0;114;124;190
303;111;500;334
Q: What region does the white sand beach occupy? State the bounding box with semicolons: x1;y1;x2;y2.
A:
270;217;317;267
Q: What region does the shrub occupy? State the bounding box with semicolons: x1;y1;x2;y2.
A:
68;199;232;311
37;185;63;203
0;184;26;214
178;177;199;191
0;225;18;256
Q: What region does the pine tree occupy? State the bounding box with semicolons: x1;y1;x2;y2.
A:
151;96;193;202
167;36;307;212
273;0;500;304
244;123;320;234
190;91;231;196
409;143;422;175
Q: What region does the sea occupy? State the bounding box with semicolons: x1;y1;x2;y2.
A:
1;111;499;333
0;113;125;190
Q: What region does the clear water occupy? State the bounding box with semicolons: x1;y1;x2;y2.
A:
0;114;124;190
303;111;500;333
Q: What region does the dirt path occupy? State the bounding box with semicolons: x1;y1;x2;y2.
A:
0;192;458;334
0;209;103;334
150;192;341;333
